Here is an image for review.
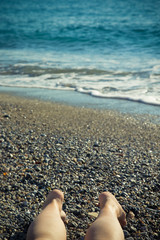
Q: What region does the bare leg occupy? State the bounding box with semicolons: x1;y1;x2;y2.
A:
26;189;67;240
85;192;127;240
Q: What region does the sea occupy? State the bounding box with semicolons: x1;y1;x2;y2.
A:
0;0;160;114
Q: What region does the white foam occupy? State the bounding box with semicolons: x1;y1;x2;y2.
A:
0;63;160;106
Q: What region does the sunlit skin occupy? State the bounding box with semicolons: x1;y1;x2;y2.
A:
26;189;127;240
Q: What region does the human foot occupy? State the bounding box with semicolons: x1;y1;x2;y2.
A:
42;189;67;222
99;192;127;227
42;189;64;210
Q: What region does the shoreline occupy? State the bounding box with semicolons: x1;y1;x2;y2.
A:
0;93;160;240
0;86;160;117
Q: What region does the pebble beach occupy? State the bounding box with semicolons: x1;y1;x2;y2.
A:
0;93;160;240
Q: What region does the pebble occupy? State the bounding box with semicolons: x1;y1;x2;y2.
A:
3;114;10;118
123;230;130;238
88;212;98;218
127;211;135;220
0;94;160;240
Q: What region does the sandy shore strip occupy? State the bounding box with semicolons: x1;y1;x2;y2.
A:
0;93;160;240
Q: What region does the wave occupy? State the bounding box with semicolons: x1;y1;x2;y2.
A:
0;64;113;76
1;64;159;77
0;64;160;107
77;88;160;107
0;83;160;107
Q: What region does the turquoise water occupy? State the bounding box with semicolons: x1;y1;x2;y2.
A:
0;0;160;106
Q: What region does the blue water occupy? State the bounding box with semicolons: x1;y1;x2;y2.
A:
0;0;160;107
